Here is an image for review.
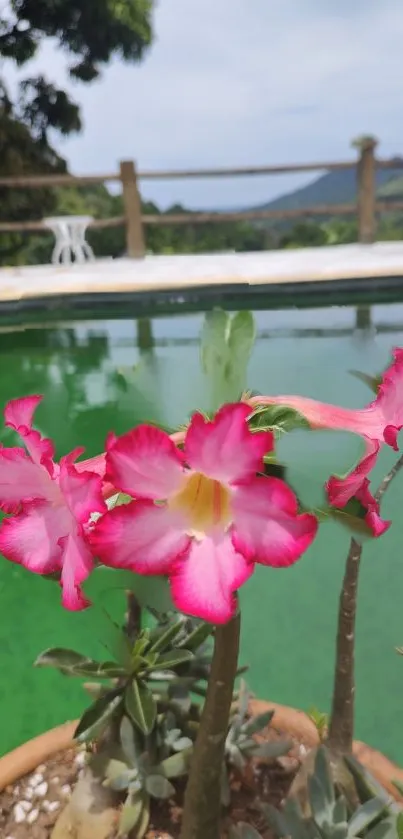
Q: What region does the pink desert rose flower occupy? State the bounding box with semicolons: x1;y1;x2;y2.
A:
90;403;318;624
248;347;403;536
0;395;106;609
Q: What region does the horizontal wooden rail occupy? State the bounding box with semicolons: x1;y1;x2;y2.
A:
0;173;120;188
1;200;403;235
138;160;356;180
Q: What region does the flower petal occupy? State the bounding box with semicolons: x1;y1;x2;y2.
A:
231;476;318;567
0;500;69;573
4;395;42;431
59;529;93;611
355;480;391;537
374;347;403;450
4;395;55;466
59;460;106;524
184;403;273;485
170;533;253;624
90;500;191;574
326;439;380;507
105;425;185;500
0;446;57;512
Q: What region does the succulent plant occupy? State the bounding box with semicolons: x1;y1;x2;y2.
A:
263;746;403;839
103;715;191;836
221;680;292;806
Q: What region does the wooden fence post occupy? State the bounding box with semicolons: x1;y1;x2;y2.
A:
354;136;378;244
119;160;145;258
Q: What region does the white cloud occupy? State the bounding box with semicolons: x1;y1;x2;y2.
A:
4;0;403;208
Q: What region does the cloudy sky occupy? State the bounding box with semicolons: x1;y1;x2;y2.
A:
7;0;403;208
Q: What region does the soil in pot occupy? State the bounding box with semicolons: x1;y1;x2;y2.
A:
0;721;305;839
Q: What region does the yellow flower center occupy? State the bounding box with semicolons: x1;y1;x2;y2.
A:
169;472;231;535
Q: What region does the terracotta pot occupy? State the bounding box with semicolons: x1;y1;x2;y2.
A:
1;702;403;806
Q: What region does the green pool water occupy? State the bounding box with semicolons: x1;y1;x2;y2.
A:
1;302;403;761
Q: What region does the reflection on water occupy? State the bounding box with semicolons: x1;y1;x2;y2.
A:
0;303;403;759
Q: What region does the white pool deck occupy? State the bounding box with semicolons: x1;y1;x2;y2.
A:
1;242;403;304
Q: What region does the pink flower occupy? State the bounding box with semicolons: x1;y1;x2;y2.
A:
248;347;403;536
90;403;317;624
0;396;106;609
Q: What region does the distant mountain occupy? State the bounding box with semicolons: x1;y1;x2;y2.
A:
249;164;403;213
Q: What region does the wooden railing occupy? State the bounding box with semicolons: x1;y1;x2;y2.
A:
0;137;403;258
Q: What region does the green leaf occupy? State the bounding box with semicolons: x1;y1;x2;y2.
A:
104;759;135;792
249;739;292;760
348;797;388;837
366;817;399;839
160;749;192;778
314;746;335;808
119;790;149;838
344;755;390;805
145;774;175;800
74;691;123;743
200;309;255;409
396;812;403;839
120;716;142;768
153;649;194;670
260;802;291;838
349;369;382;394
250;404;310;437
35;647;127;678
178;622;213;651
125;679;156;735
393;779;403;796
149;619;184;653
242;710;274;736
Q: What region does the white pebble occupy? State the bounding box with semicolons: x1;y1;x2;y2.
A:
27;807;39;824
74;751;86;767
36;764;46;773
61;784;71;796
30;772;44;787
13;786;19;796
19;800;32;812
6;835;17;839
299;744;308;758
24;787;34;800
51;776;60;784
43;800;60;813
13;803;27;823
34;781;48;797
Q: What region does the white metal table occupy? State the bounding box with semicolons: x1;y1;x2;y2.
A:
43;215;95;265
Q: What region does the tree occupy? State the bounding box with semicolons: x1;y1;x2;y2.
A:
0;0;154;260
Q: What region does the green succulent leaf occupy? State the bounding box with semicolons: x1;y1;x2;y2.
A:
396;812;403;839
159;749;192;778
125;679;156;736
249;739;292;760
348;797;388;836
241;710;274;736
104;759;136;792
74;690;123;743
145;774;175;800
260;802;291;838
344;755;390;805
119;790;149;838
366;816;399;839
120;716;142;768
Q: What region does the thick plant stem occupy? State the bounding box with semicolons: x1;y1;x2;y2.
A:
327;537;362;755
327;452;403;755
180;613;241;839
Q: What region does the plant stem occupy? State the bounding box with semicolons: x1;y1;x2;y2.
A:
125;590;141;642
180;613;241;839
327;452;403;755
327;536;362;754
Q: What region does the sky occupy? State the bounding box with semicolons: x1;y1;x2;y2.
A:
5;0;403;209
